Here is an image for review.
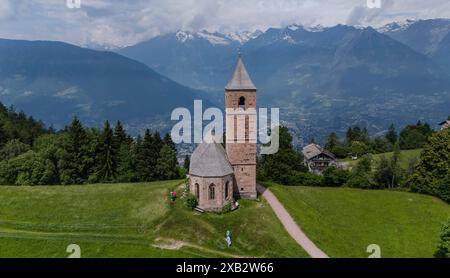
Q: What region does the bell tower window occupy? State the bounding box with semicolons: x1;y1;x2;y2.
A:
238;97;246;109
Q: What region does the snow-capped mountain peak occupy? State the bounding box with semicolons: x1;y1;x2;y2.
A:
174;30;262;45
175;31;195;43
226;30;263;44
378;19;417;33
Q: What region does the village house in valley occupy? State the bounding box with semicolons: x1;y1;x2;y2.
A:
189;55;257;212
439;119;450;130
302;143;337;174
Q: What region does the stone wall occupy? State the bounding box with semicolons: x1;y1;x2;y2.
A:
190;174;234;211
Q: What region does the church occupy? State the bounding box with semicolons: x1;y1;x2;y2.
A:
189;55;257;212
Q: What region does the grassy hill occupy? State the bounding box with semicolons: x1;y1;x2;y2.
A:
266;182;450;258
0;181;308;258
341;149;422;170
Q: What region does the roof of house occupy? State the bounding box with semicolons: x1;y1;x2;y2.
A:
225;56;257;91
439;120;450;126
189;140;234;177
302;143;335;160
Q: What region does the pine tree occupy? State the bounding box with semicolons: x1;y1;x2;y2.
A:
59;116;91;184
136;130;156;181
113;121;130;150
156;144;178;180
390;142;402;188
385;124;398;145
325;132;339;153
0;122;7;147
95;121;117;182
183;155;190;170
163;133;176;152
116;141;137;182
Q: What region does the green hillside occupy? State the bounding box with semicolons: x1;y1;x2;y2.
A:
266;182;450;258
341;149;422;170
0;181;307;258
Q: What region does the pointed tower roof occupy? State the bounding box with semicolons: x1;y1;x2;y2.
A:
225;54;256;91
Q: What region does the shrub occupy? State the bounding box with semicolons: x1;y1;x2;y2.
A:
438;175;450;203
185;194;198;210
346;173;377;189
285;171;324;187
410;129;450;202
222;202;232;214
435;219;450;258
350;141;371;157
322;167;350;187
332;145;350;159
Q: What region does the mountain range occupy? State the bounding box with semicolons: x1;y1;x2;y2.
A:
0;39;205;133
1;19;450;144
119;20;450;142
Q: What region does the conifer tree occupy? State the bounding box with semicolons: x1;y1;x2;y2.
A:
113;121;129;150
385;124;398;145
59;116;91;184
136;130;156;181
325;132;339;153
163;133;176;152
0;122;7;147
156;144;178;180
183;155;190;170
95;121;117;182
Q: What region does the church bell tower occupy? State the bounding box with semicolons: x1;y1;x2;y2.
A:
225;54;257;199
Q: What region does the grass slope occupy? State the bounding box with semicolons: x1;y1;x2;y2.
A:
267;182;450;258
0;181;308;258
341;149;422;170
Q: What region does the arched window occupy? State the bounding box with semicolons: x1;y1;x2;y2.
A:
209;184;216;200
195;183;200;200
225;181;230;199
238;96;246;109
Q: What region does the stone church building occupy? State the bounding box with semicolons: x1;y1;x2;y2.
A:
189;55;257;212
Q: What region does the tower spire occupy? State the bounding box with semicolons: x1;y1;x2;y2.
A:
225;52;256;91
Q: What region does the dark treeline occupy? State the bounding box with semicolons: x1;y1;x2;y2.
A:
0;103;49;147
325;121;433;158
0;104;182;185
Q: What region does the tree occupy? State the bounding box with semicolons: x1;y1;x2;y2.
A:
0;122;7;147
115;142;137;183
385;124;398;145
113;121;129;150
93;121;117;182
350;141;371;157
33;133;66;184
258;126;308;184
371;137;392;153
374;155;392;189
325;132;339;153
183;155;190;170
0;151;56;185
164;133;176;153
435;219;450;258
322;167;350;187
156;144;178;180
399;122;433;150
410;129;450;202
0;139;30;160
59;117;92;185
346;154;376;189
136;130;157;181
390;142;403;188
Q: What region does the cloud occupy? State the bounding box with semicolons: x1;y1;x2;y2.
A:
1;0;450;47
0;0;16;20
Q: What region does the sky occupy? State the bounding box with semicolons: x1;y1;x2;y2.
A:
1;0;450;47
